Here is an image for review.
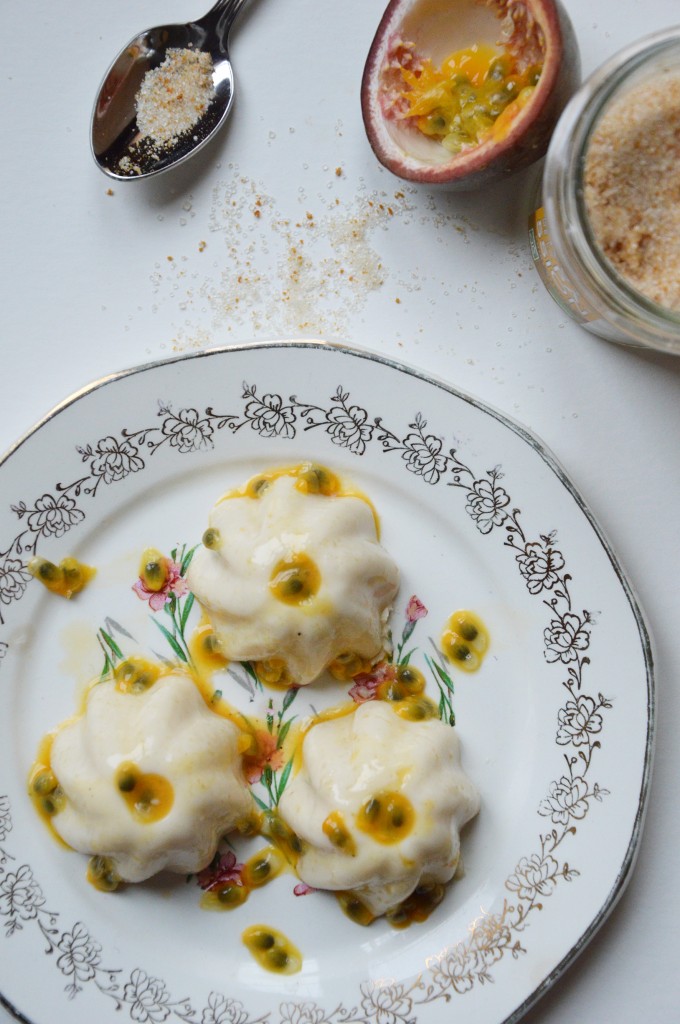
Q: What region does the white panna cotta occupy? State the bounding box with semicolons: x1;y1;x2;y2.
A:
48;668;253;883
187;467;400;686
278;701;480;918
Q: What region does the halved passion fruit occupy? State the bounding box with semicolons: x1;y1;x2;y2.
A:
361;0;580;190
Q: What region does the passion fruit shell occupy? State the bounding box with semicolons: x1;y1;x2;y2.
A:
361;0;581;190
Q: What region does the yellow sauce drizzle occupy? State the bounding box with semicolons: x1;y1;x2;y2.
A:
138;548;169;591
400;44;542;151
441;610;489;672
214;463;380;537
115;762;174;824
87;855;121;892
189;620;229;678
28;556;96;599
356;791;414;845
322;811;356;855
252;658;293;689
28;734;69;843
337;892;375;926
269;553;321;605
327;651;376;682
242;925;302;975
261;812;306;868
201;845;286;911
113;656;163;694
376;665;439;721
385;881;446;928
337;881;446;930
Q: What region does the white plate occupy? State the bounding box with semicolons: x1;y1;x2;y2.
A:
0;341;653;1024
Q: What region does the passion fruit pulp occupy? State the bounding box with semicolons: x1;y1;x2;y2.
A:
361;0;580;190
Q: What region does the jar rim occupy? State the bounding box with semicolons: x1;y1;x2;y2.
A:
542;26;680;350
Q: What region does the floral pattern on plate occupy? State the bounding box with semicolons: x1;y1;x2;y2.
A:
0;345;652;1024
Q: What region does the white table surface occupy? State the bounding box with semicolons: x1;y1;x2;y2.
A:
2;0;679;1021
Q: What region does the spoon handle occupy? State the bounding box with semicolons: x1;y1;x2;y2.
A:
202;0;251;39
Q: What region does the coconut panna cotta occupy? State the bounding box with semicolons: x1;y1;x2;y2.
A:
361;0;580;189
278;701;480;925
33;667;254;889
186;465;400;687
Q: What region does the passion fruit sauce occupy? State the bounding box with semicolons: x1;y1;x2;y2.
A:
28;555;96;599
399;43;542;153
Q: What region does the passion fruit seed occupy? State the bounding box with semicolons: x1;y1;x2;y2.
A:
248;477;270;497
338;892;374;926
203;632;222;654
451;643;472;663
251;930;275;950
117;771;137;792
459;621;478;642
114;658;159;693
395;665;425;693
270;554;320;605
88;855;121;892
32;770;58;795
323;814;355;853
61;559;83;584
397;696;438;721
142;555;167;592
362;797;381;822
202;528;221;550
249;858;270;882
267;949;290;970
217;883;248;907
42;787;65;815
39;559;62;582
379;681;407;702
298;464;336;494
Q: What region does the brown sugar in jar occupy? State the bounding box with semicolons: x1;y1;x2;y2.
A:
583;69;680;313
529;28;680;353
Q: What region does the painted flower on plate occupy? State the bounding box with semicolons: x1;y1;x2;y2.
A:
469;910;514;967
516;540;565;594
0;796;11;841
123;968;171;1023
348;663;394;704
161;408;214;452
401;431;447;485
544;613;590;664
0;558;31;606
360;981;413;1024
242;730;285;784
196;851;243;892
25;494;85;538
556;695;603;747
428;943;478;994
279;1002;326;1024
201;993;249;1024
0;864;44;926
465;478;510;534
326;403;373;455
244;391;295;439
89;437;144;484
506;853;559;901
405;594;428;622
539;775;590;826
56;922;102;990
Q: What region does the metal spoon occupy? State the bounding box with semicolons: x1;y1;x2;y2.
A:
91;0;250;180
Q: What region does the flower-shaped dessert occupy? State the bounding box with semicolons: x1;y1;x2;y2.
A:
278;701;479;920
186;466;400;686
44;667;253;884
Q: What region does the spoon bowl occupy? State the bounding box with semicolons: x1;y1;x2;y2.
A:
92;0;250;180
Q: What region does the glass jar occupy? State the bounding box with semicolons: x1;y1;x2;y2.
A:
529;27;680;354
